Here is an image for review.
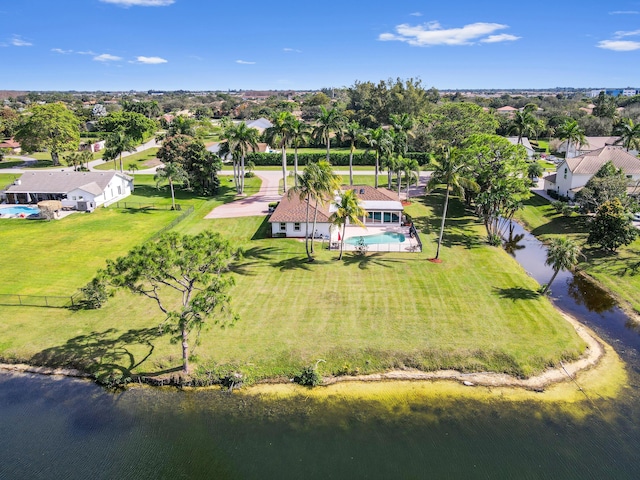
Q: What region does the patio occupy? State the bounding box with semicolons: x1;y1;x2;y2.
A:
330;224;422;253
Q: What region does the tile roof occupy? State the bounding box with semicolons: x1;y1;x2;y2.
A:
5;171;130;194
0;138;20;149
566;146;640;175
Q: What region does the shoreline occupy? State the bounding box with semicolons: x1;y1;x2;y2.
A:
0;311;609;394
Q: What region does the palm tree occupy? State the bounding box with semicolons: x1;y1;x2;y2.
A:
389;113;415;154
402;157;420;199
289;164;319;262
342;121;362;186
382;154;400;190
264;111;296;192
541;237;582;295
290;119;311;187
154;161;189;210
509;110;538;145
614;118;640;152
366;127;393;188
309;161;341;254
313;106;344;161
222;122;259;194
427;147;478;261
104;128;136;172
329;189;366;260
556;120;586;159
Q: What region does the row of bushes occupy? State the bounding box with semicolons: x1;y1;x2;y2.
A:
244;151;434;167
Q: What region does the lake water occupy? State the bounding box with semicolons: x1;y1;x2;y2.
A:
2;222;640;479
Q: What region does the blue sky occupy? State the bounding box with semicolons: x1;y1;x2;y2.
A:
1;0;640;91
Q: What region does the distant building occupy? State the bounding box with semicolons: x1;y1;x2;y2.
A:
589;88;639;98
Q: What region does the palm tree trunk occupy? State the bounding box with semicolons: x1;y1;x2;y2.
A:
326;134;330;162
375;152;379;188
387;169;392;189
232;158;238;193
240;154;245;194
338;223;346;260
397;171;402;196
119;152;124;173
305;197;312;261
181;325;189;374
169;178;176;210
349;143;354;186
294;145;299;187
541;268;560;295
435;185;450;260
282;145;288;192
311;199;320;254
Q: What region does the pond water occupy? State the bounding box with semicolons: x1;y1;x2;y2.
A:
2;222;640;479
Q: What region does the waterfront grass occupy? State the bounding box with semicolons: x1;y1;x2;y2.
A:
516;194;640;313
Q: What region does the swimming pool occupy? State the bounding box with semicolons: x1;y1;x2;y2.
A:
0;206;40;216
345;232;406;245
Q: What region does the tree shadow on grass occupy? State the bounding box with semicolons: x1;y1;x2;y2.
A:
493;286;540;301
231;246;282;276
270;256;316;272
341;252;402;270
530;215;590;237
31;327;165;381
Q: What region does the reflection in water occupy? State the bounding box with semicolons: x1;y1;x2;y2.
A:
567;274;617;314
503;232;525;257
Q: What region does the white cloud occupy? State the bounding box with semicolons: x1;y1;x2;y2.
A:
609;10;639;15
614;29;640;38
283;47;302;53
94;53;122;61
11;36;32;47
136;55;168;64
236;60;256;64
379;21;516;46
410;12;422;17
597;40;640;51
100;0;174;6
480;33;521;43
77;50;96;55
52;48;73;54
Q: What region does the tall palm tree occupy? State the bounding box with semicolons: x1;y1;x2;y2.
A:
309;161;341;254
382;154;400;190
557;120;586;159
329;189;366;261
541;237;582;295
614;118;640;152
313;106;344;161
389;113;415;154
342;121;362;186
402;157;420;199
509;110;538;145
290;119;311;187
289;164;319;262
154;161;189;210
264;111;296;192
104;128;136;172
367;127;393;188
427;147;478;261
223;122;259;194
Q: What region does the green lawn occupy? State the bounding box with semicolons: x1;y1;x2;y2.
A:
93;148;161;171
0;181;585;382
515;194;640;313
221;165;379;172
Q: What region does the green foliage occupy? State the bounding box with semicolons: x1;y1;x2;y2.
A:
79;277;109;309
561;205;574;217
422;102;499;149
14;103;80;166
98;111;157;142
295;365;322;387
587;198;638;252
551;200;565;213
575;161;630;212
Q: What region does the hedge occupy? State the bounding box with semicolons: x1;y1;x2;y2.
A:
244;151;434;167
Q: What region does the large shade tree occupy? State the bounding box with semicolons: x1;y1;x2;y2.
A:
587;198;638;252
15;103;80;166
99;111;157;143
100;231;239;374
330;189;366;260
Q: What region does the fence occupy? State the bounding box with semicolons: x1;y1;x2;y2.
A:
0;292;83;308
147;205;195;240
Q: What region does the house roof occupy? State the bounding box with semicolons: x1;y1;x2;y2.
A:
566;146;640;175
561;136;620;151
4;171;131;195
269;185;402;223
0;138;20;149
246;118;273;131
497;106;518;111
506;137;534;151
545;174;557;183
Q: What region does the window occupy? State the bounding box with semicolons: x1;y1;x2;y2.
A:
280;223;287;231
79;195;84;200
384;212;391;223
72;196;77;201
391;213;400;223
117;185;122;195
294;222;301;231
564;168;567;179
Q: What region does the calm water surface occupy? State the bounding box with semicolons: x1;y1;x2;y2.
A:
2;224;640;479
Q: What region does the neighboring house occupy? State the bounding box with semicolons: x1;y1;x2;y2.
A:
0;138;21;154
506;137;535;159
245;118;273;133
3;171;134;211
269;185;404;238
496;106;518;116
543;146;640;199
79;140;106;153
556;136;636;158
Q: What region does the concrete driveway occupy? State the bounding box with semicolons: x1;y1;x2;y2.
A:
205;171;282;218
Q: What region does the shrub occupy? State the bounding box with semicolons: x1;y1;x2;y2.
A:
551;200;565;213
295;365;322;387
561;205;574;217
78;278;108;309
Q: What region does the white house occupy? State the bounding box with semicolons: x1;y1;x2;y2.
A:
543;146;640;199
269;185;404;238
4;171;134;211
556;136;635;158
506;137;536;159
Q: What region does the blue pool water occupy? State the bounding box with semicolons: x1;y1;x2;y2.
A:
0;206;40;216
346;232;406;245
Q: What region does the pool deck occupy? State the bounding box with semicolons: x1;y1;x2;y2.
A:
332;225;421;253
0;204;77;220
